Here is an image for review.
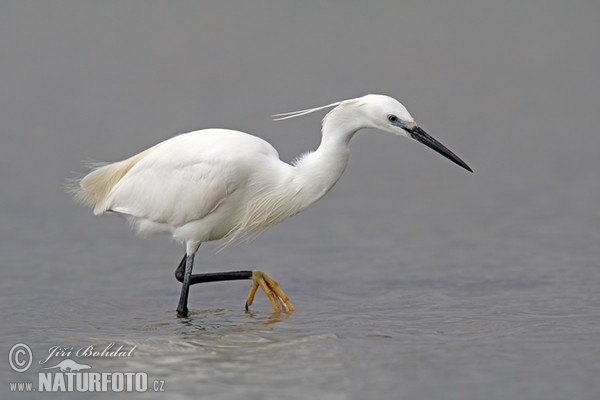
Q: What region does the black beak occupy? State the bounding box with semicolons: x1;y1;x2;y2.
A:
404;126;473;173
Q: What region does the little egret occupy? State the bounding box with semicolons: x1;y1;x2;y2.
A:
71;94;472;318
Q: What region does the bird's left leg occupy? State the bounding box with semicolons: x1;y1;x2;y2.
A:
245;270;295;312
174;255;294;312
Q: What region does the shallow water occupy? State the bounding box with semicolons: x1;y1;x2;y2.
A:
2;2;600;399
3;201;600;399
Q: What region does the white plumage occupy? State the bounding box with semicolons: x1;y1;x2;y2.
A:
71;94;471;317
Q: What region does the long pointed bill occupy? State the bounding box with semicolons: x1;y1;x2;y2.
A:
405;126;473;172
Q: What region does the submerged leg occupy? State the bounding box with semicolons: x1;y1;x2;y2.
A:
176;253;195;318
174;254;294;314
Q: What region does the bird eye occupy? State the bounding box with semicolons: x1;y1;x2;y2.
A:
387;114;399;123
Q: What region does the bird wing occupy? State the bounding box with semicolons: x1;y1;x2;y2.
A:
103;129;275;228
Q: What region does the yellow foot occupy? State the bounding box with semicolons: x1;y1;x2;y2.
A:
245;270;295;313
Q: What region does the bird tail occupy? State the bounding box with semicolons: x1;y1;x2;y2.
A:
67;145;157;214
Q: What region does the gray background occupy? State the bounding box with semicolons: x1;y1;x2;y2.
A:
1;1;599;399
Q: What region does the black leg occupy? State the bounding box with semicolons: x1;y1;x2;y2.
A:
174;253;253;284
176;253;194;318
174;253;253;317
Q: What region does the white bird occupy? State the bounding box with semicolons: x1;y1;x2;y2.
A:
71;94;472;318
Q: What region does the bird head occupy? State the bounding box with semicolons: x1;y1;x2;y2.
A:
350;94;473;172
349;94;415;136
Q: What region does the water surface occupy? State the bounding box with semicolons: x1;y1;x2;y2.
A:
2;2;600;399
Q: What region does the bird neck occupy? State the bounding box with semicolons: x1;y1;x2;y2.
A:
223;107;362;244
290;112;361;209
